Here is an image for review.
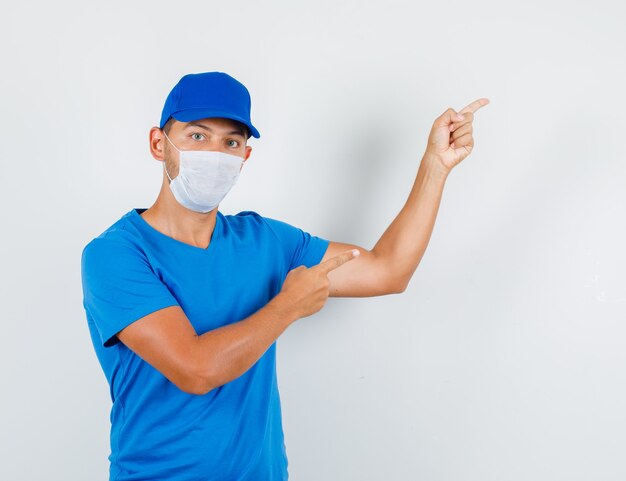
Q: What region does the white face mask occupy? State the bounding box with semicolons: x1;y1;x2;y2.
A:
162;131;245;213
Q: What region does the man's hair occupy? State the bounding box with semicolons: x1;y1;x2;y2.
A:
162;118;250;140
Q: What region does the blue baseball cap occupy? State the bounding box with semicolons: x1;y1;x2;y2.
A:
159;71;260;139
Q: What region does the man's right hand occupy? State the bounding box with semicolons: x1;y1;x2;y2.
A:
272;249;360;320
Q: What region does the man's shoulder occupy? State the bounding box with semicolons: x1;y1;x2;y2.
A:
230;209;263;219
81;209;142;260
226;209;297;232
224;209;269;229
228;209;289;224
222;209;296;244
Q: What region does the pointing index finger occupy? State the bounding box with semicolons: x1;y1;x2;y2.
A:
316;249;360;274
459;98;490;115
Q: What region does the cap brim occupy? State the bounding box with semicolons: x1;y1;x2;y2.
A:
171;109;260;139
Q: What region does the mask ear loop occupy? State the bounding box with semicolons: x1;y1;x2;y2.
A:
162;130;180;183
162;130;181;152
163;161;173;183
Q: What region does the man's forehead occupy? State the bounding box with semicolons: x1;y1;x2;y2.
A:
176;117;247;136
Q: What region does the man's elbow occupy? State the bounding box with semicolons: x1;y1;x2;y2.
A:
389;276;408;294
182;372;215;396
177;353;217;395
395;284;407;294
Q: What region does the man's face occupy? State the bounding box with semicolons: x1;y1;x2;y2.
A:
158;117;253;179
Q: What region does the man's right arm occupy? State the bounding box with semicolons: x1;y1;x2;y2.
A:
117;294;298;395
116;248;359;395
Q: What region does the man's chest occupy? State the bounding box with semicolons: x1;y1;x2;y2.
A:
152;245;286;334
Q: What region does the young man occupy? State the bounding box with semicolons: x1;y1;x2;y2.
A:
81;71;488;480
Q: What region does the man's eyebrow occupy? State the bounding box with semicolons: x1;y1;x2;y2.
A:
184;121;246;137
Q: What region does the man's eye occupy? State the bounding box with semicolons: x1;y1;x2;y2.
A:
227;140;240;147
191;133;204;141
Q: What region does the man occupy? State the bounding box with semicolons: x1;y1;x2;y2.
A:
81;71;488;480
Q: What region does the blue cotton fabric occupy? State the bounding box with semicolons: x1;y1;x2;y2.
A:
80;208;330;481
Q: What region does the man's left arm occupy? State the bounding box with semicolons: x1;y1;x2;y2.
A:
319;98;490;298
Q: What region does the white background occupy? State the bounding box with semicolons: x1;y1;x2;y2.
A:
2;1;625;480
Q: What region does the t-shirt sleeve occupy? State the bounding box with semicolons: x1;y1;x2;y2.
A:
81;238;180;348
262;216;330;271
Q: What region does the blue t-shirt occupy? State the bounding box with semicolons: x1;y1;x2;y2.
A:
80;208;330;481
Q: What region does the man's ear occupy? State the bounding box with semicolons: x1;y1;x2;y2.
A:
149;127;166;161
243;145;252;161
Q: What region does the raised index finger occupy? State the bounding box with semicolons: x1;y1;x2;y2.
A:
459;97;490;115
315;249;360;274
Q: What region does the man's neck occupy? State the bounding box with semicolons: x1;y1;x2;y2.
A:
141;183;218;249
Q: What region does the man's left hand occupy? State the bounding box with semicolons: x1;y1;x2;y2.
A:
424;98;490;173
